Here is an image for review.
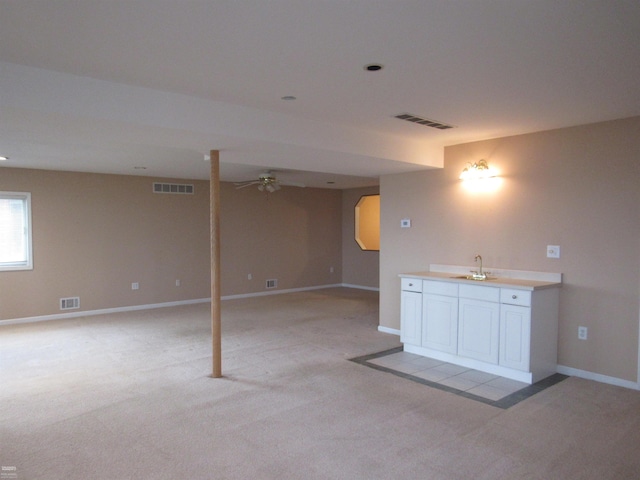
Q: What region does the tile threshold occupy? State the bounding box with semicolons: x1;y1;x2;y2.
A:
350;347;567;409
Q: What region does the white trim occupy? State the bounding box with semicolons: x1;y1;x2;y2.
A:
0;298;210;327
0;191;33;272
0;284;377;326
221;284;344;300
341;283;379;292
557;364;640;391
378;325;400;336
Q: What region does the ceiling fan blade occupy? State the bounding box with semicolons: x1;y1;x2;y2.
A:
234;181;259;189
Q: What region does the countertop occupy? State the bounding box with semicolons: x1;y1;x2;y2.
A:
399;271;562;291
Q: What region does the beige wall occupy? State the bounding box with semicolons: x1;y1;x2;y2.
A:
0;169;211;319
380;116;640;382
220;182;342;295
342;186;380;289
0;168;343;320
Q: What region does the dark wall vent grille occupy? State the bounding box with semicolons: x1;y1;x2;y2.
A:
394;113;454;130
153;183;194;194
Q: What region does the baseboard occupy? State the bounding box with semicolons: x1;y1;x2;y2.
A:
557;364;639;391
378;325;400;336
0;298;211;327
341;283;380;292
221;283;345;300
0;284;376;326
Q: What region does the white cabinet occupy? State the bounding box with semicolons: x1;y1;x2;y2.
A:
399;275;560;384
457;284;500;364
422;281;458;354
400;278;422;346
499;304;531;371
499;288;532;371
401;291;422;346
458;297;500;364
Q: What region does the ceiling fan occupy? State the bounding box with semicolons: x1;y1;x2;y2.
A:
234;171;305;192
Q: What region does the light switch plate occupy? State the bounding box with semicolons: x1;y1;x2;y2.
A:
547;245;560;258
578;326;588;340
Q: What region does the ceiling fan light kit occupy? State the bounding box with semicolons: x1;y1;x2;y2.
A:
258;181;280;193
234;171;305;192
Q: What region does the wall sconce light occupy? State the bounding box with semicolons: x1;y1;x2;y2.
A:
459;159;501;192
459;159;497;181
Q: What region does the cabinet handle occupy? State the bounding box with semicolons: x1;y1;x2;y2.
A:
512;295;517;299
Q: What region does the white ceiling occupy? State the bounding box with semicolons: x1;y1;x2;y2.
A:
1;1;639;188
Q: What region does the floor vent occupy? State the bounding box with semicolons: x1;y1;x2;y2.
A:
266;279;278;289
60;297;80;310
153;183;194;194
394;113;455;130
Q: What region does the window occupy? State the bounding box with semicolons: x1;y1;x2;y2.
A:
0;192;33;271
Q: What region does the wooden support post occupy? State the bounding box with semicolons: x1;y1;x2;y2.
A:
209;150;222;378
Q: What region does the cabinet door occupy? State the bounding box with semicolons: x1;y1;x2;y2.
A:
400;290;422;346
458;298;500;364
499;304;531;371
422;293;458;354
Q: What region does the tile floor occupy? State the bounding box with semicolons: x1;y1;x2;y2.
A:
352;347;567;409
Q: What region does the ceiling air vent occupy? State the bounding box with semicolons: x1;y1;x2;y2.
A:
394;113;454;130
153;183;194;194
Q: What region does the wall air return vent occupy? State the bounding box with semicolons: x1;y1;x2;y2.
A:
60;297;80;310
153;183;194;194
394;113;454;130
266;279;278;289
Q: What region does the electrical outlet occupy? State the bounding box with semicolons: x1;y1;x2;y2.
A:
248;273;252;280
547;245;560;258
578;326;588;340
131;282;139;290
330;266;334;273
175;279;181;287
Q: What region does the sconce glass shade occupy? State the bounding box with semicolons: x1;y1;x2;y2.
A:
459;159;497;181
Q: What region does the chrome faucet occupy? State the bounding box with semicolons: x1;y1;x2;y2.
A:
471;254;486;280
475;254;483;276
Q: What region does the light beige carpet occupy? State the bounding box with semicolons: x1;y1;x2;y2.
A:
1;288;639;479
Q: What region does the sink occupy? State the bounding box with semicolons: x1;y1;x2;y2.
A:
450;275;497;281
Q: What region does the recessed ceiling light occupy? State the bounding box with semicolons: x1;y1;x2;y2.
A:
364;64;383;72
281;95;297;101
0;155;9;161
